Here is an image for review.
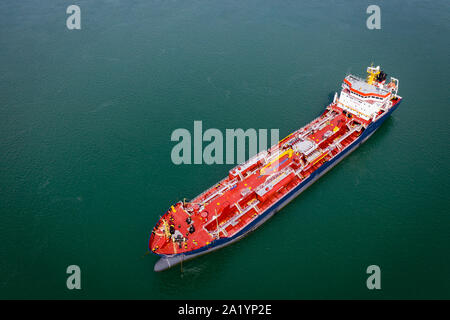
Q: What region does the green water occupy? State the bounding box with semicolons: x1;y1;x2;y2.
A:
1;0;449;299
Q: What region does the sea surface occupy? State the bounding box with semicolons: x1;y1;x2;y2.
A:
0;0;449;299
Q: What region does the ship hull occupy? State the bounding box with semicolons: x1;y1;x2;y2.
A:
153;99;402;271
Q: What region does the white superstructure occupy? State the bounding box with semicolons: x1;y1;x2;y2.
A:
336;66;399;121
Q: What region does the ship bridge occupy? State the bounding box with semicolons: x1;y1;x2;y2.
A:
337;74;395;121
343;75;391;99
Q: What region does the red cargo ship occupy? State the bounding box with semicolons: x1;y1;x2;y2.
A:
149;65;402;271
